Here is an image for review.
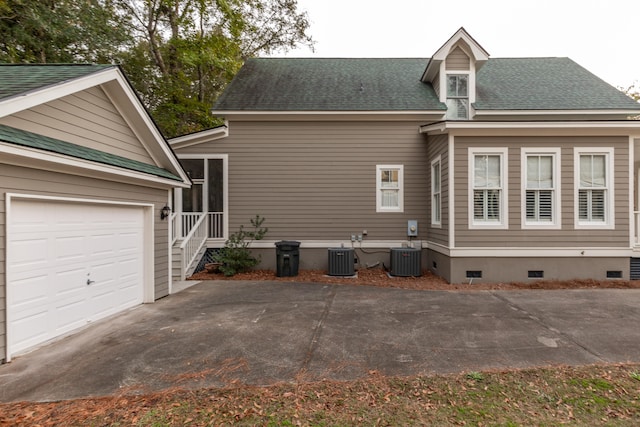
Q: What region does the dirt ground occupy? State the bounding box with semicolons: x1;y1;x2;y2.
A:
189;267;640;290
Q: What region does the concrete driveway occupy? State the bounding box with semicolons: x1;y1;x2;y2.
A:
1;281;640;402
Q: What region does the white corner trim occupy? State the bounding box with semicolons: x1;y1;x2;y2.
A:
448;135;455;248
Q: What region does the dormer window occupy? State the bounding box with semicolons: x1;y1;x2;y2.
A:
421;28;490;122
446;74;469;119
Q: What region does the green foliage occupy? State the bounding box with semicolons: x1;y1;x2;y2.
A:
213;215;267;276
0;0;132;63
0;0;313;137
466;371;484;382
116;0;313;137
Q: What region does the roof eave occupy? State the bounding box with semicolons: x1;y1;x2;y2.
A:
0;141;189;189
211;110;447;122
474;109;640;116
420;120;640;136
169;123;229;149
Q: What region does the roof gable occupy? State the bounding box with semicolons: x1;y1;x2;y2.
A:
0;124;181;181
0;64;190;185
421;27;489;82
0;64;113;101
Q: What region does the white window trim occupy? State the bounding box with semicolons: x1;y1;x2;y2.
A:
444;72;471;120
573;147;614;229
376;164;404;213
431;156;442;227
521;148;561;230
468;147;508;229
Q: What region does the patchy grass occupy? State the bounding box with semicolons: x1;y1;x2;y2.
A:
2;364;640;426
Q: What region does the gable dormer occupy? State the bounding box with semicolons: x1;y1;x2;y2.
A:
421;28;489;120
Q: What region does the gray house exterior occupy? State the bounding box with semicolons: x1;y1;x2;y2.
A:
170;28;640;284
0;64;190;362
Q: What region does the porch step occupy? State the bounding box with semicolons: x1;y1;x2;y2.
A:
171;244;208;282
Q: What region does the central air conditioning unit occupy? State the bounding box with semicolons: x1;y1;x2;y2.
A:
328;248;355;276
390;248;421;277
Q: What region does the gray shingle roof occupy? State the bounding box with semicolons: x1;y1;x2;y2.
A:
0;124;182;181
475;58;640;110
213;57;640;112
213;58;445;111
0;64;114;101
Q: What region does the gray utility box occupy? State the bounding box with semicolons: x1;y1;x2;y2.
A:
390;248;421;277
275;241;300;277
328;248;355;276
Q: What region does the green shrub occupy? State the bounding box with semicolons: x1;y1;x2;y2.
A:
213;215;268;276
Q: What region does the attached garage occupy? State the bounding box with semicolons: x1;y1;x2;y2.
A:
0;64;191;362
7;197;153;356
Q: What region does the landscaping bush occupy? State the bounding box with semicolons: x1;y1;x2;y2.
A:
212;215;267;276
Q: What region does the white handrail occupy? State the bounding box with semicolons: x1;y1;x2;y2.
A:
170;212;179;246
180;213;208;275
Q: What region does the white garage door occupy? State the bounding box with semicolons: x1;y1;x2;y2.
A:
7;199;145;356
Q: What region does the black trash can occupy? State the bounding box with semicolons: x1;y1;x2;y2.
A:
275;240;300;277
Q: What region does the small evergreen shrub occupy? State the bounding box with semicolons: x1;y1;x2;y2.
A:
213;215;268;276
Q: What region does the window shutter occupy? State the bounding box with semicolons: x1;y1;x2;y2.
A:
591;189;605;221
538;190;552;221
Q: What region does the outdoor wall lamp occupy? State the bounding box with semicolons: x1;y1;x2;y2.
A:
160;205;171;220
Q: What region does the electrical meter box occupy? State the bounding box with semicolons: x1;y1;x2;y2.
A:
407;220;418;237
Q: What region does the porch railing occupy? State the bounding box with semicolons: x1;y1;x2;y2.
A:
181;213;204;238
172;212;225;240
208;212;224;238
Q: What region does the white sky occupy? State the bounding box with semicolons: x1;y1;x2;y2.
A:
277;0;640;90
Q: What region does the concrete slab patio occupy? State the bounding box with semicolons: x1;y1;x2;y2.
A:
1;281;640;402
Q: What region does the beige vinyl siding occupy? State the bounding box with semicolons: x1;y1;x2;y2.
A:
445;47;470;71
0;164;170;360
176;121;430;241
453;136;630;248
0;86;154;164
426;134;449;246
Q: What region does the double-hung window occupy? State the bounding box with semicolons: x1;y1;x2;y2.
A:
431;157;441;226
522;148;560;228
446;74;469;119
376;165;403;212
575;148;613;228
469;148;507;228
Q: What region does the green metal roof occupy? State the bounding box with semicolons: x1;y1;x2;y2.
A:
213;57;640;113
0;64;114;101
0;124;182;181
213;58;445;111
